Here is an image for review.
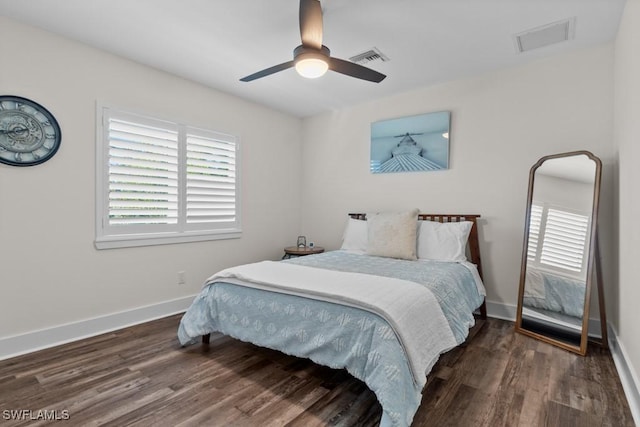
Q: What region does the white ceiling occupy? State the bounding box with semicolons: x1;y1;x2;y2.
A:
0;0;626;118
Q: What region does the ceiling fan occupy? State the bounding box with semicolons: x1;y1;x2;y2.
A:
240;0;386;83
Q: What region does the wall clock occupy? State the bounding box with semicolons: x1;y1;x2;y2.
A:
0;95;62;167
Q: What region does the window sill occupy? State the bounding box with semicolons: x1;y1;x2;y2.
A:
95;229;241;250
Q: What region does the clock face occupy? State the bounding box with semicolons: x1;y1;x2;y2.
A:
0;95;62;166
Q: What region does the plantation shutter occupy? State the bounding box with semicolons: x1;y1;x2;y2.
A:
185;129;237;227
97;105;241;248
527;204;543;262
539;208;589;272
107;116;179;227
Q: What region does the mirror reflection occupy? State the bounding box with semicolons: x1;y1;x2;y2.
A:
517;151;601;354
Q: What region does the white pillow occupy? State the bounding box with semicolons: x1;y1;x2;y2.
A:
417;220;473;262
366;209;419;260
340;218;368;253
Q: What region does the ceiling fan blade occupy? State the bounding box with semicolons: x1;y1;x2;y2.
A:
328;57;386;83
240;60;295;82
299;0;323;49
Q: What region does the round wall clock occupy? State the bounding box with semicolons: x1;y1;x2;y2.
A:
0;95;62;167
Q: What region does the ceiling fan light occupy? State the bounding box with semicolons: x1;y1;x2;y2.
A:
295;57;328;79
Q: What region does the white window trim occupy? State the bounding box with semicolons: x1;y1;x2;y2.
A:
95;102;241;249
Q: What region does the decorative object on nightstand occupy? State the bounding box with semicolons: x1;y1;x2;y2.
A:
0;95;62;166
282;245;324;259
297;235;307;248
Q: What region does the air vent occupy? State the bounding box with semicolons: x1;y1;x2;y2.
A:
349;47;389;65
514;17;576;53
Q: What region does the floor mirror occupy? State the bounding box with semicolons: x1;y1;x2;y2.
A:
515;150;607;355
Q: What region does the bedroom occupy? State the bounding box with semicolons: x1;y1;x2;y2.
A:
0;0;638;425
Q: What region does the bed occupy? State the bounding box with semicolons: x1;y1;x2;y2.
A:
521;267;586;343
178;212;486;427
523;267;586;318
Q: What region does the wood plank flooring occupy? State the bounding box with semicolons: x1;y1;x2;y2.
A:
0;315;634;426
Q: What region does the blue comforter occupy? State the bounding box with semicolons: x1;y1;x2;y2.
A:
523;268;585;318
178;251;484;427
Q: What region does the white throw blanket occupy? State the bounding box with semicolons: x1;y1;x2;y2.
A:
207;260;458;385
525;268;546;298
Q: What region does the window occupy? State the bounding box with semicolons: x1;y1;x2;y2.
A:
526;202;590;277
96;105;240;249
527;204;543;263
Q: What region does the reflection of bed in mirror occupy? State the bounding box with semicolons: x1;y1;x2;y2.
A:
523;267;585;318
521;267;586;346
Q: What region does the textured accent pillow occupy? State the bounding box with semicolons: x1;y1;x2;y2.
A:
340;218;368;253
417;220;473;262
366;209;420;260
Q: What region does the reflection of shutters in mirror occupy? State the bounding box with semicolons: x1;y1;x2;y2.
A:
541;209;589;272
527;203;590;275
527;204;543;262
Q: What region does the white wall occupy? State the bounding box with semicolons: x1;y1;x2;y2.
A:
614;0;640;418
534;175;595;213
300;44;615;319
0;18;302;339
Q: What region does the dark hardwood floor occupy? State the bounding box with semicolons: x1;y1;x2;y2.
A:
0;315;634;426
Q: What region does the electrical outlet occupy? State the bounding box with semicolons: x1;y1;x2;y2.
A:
177;271;186;285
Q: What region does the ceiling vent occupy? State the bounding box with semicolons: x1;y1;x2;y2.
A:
514;17;576;53
349;47;389;65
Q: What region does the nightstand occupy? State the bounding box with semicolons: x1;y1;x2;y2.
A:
282;246;325;259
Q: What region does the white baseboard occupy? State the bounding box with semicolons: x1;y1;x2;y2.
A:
0;295;196;361
486;300;639;424
608;324;640;425
486;300;517;321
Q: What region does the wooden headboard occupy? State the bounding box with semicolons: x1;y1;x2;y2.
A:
349;213;486;318
349;213;484;294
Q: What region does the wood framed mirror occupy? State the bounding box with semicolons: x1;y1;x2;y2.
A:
515;150;606;355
